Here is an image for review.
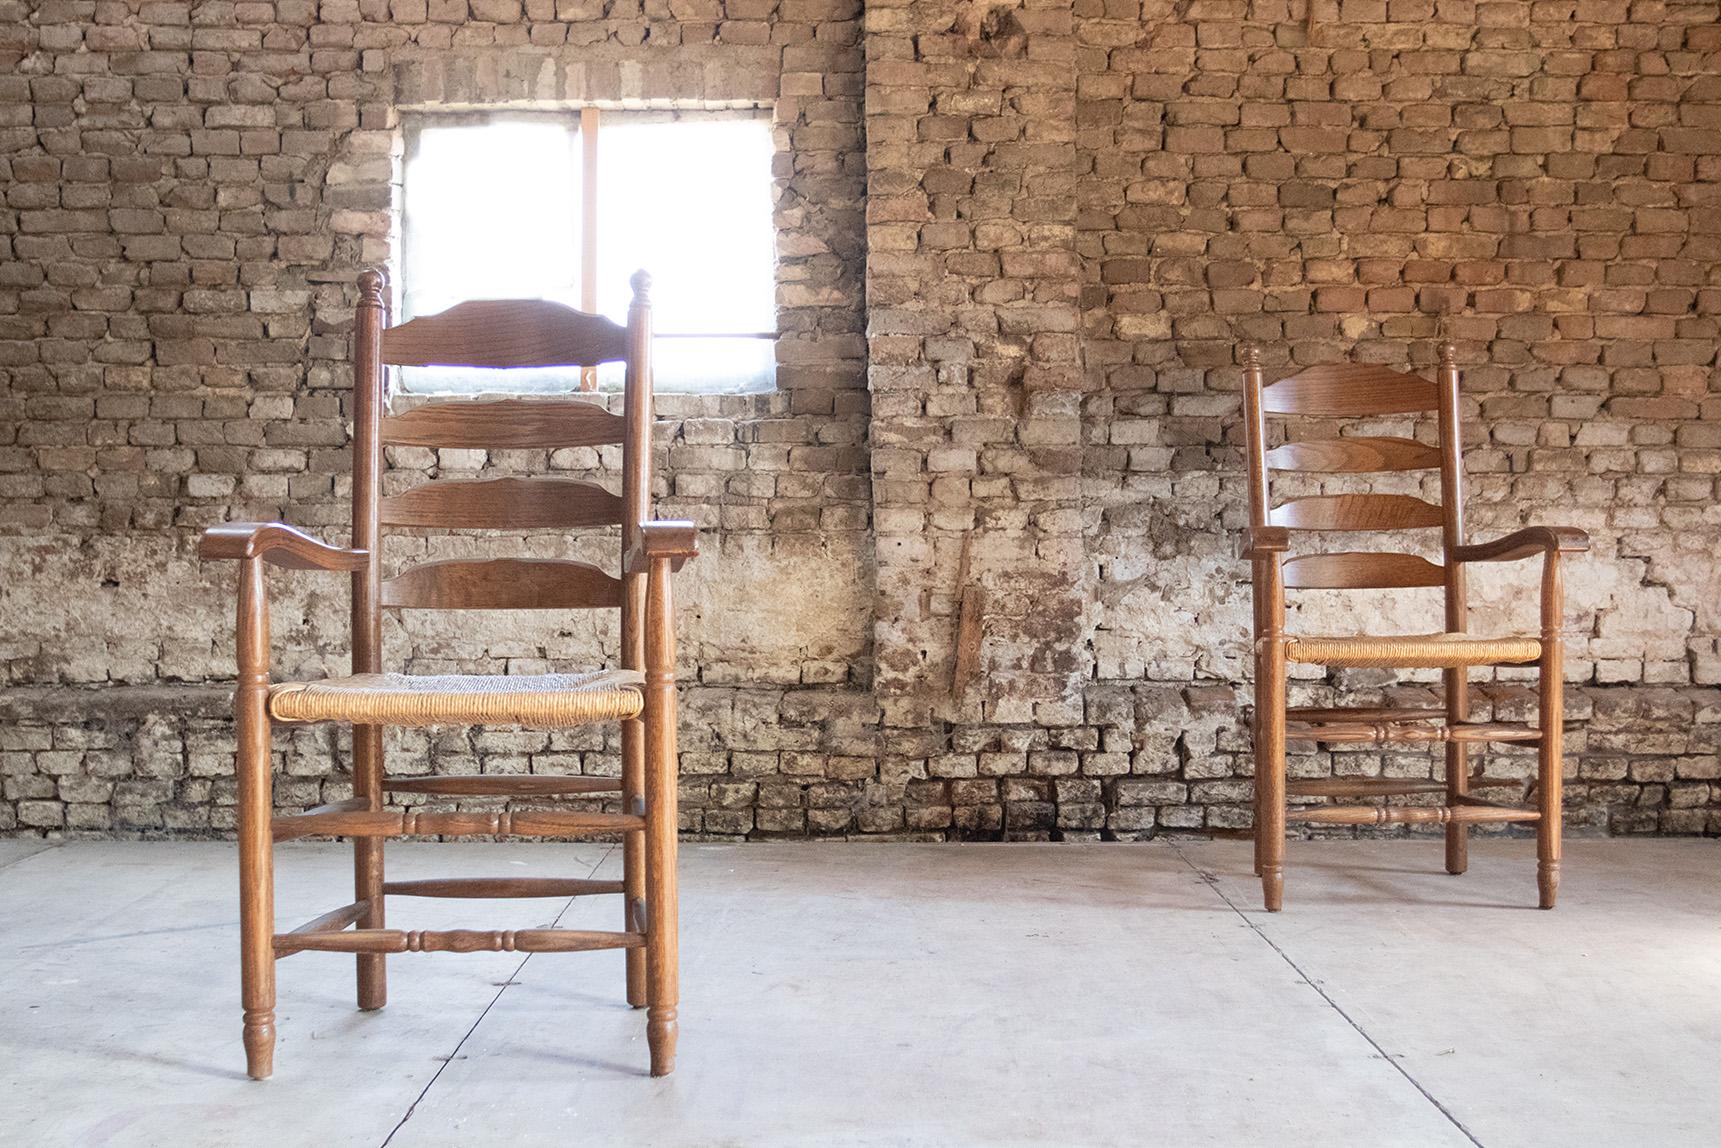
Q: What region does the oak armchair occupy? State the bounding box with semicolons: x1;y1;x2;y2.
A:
1241;344;1588;912
201;269;696;1079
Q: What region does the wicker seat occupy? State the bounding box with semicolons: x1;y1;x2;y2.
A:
269;670;644;728
1282;632;1541;669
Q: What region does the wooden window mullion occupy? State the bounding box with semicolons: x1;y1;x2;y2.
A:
579;107;599;392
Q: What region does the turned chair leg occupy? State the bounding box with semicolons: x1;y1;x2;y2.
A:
1252;777;1265;879
353;725;387;1010
1251;655;1264;879
643;561;682;1076
1258;640;1287;912
1537;653;1563;910
236;558;277;1079
644;719;680;1076
238;733;277;1080
622;717;648;1008
1444;743;1469;876
1444;667;1469;875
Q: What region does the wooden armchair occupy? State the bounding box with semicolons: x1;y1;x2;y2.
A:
200;269;696;1079
1240;344;1587;912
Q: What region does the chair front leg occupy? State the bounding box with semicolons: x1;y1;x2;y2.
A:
235;558;277;1079
1251;641;1266;879
1258;635;1287;912
1253;552;1287;911
1250;559;1265;879
1537;554;1565;910
643;559;681;1076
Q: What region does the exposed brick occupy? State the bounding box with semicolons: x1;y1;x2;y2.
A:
1;2;1718;843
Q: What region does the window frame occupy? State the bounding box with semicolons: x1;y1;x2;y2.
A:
398;105;779;397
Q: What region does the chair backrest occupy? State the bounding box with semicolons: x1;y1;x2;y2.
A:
1241;344;1468;630
350;268;654;677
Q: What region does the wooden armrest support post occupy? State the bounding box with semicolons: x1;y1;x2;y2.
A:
1240;525;1289;636
1452;526;1589;565
1237;524;1290;561
1450;526;1586;658
200;522;369;571
200;524;368;790
625;520;699;576
635;517;693;1071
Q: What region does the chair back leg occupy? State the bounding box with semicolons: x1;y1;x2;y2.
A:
622;716;648;1008
1443;666;1470;875
353;724;387;1009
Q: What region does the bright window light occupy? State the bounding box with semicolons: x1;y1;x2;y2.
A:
399;113;777;395
402;121;579;321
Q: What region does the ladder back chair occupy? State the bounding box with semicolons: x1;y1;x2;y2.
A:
1239;343;1587;912
200;269;697;1079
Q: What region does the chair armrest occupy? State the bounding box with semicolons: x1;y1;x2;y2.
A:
1237;525;1290;560
625;520;699;575
1452;526;1589;565
199;522;370;571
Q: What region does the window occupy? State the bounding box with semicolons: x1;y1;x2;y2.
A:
400;110;777;394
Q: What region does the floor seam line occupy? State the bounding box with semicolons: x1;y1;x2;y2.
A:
377;843;618;1148
0;843;59;875
1170;841;1487;1148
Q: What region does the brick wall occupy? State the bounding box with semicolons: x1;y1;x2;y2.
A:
1067;0;1721;835
2;1;1717;839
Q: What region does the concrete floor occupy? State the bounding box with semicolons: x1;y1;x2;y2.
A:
2;839;1718;1147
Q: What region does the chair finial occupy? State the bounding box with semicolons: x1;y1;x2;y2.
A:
1242;343;1261;370
358;268;386;306
630;269;652;305
1438;339;1456;368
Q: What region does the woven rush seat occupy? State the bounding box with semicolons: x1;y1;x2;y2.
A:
269;670;644;728
1283;632;1541;669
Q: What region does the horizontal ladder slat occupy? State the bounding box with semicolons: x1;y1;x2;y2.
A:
381;558;622;610
1265;436;1442;472
1260;364;1439;416
1284;803;1540;826
381;775;623;797
1271;493;1445;531
273;809;643;842
1282;552;1446;589
380;477;622;530
274;927;644;957
1287;722;1542;745
381;300;629;368
383;398;624;449
382;877;625;899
